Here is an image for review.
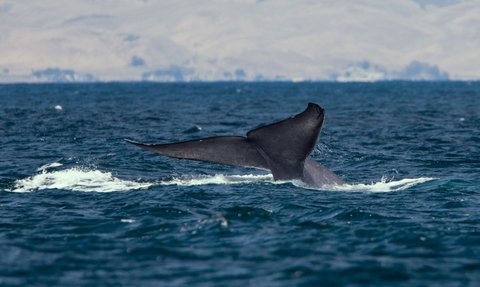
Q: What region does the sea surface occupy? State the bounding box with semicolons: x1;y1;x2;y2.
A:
0;82;479;286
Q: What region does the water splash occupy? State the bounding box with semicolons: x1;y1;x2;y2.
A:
9;164;436;193
11;167;152;193
36;161;63;171
314;177;437;193
159;174;274;186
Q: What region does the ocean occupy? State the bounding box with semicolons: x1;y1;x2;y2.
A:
0;82;479;286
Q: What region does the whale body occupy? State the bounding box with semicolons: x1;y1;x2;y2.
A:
126;103;343;187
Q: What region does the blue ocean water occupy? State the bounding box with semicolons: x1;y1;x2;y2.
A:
0;82;479;286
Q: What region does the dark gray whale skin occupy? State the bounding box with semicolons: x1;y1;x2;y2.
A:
126;103;343;187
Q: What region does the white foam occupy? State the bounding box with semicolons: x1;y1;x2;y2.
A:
159;174;274;186
120;219;135;223
314;177;437;193
36;162;63;171
54;105;63;111
159;174;435;192
11;168;152;193
9;164;435;193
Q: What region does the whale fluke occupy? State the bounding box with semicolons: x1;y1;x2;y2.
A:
125;137;268;170
126;103;342;187
246;103;324;179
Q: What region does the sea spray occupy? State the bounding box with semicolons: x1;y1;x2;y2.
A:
11;167;152;193
10;165;435;193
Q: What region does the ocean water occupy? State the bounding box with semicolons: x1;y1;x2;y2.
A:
0;82;479;286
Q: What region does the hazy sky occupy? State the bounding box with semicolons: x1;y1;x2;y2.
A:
0;0;479;82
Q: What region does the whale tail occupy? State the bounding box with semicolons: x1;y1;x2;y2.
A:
125;137;269;170
126;103;325;181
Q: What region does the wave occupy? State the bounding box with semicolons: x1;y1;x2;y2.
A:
36;161;63;171
9;163;275;193
11;167;152;193
309;176;437;193
159;173;274;186
8;163;436;193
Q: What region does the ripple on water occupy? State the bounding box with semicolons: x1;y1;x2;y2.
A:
222;206;274;222
1;82;480;286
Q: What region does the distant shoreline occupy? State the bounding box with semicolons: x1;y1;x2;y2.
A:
1;80;479;85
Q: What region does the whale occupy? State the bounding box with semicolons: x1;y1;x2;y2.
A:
126;103;343;187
